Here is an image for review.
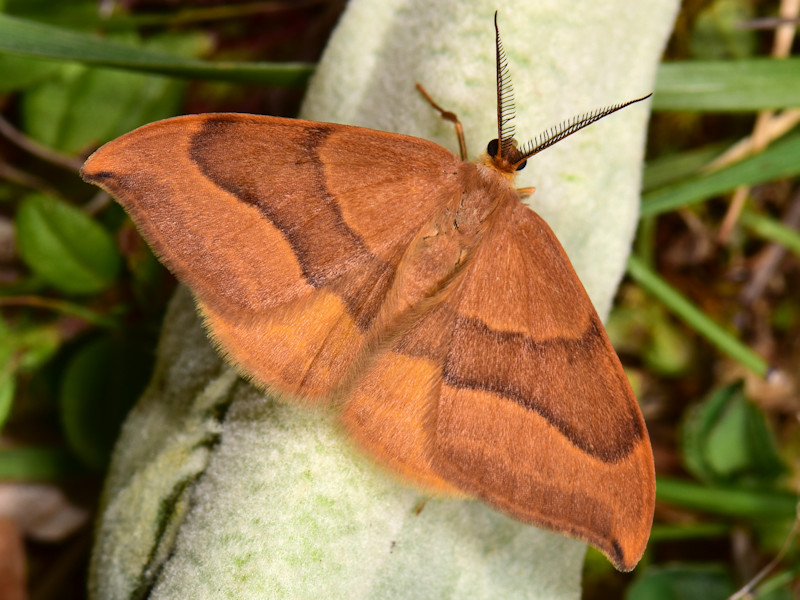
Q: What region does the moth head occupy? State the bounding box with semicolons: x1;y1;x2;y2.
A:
488;11;652;177
485;137;526;175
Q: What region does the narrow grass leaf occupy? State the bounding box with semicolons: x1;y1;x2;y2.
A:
641;134;800;217
654;59;800;111
656;477;797;518
739;209;800;256
0;14;314;86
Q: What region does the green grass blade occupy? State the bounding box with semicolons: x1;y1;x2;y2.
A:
657;476;797;518
642;142;730;192
739;209;800;256
6;2;300;30
0;14;314;86
648;523;731;542
641;133;800;217
627;255;769;376
654;58;800;111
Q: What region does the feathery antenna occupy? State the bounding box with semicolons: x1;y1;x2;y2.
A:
494;12;516;156
488;12;651;174
517;94;653;161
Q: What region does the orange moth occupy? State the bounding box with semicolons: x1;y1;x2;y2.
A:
81;14;655;571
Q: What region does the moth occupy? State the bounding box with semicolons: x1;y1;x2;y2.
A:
81;14;655;571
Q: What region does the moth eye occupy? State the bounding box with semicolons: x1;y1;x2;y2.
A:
515;160;527;171
487;139;499;157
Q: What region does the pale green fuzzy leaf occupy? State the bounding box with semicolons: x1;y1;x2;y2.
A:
90;0;680;598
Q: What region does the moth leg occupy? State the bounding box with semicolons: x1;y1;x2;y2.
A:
516;186;536;199
415;83;468;161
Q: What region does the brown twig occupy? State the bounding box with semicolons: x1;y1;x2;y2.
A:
0;162;63;198
0;115;84;173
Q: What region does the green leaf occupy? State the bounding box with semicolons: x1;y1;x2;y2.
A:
627;564;735;600
0;369;14;430
10;324;61;371
644;318;694;376
682;382;786;485
605;290;694;377
0;314;64;432
654;58;800;111
682;383;738;483
15;193;122;294
19;31;205;152
0;316;13;365
60;335;153;470
0;53;61;92
0;13;313;86
703;399;778;480
0;446;85;480
641;133;800;217
0;315;62;372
